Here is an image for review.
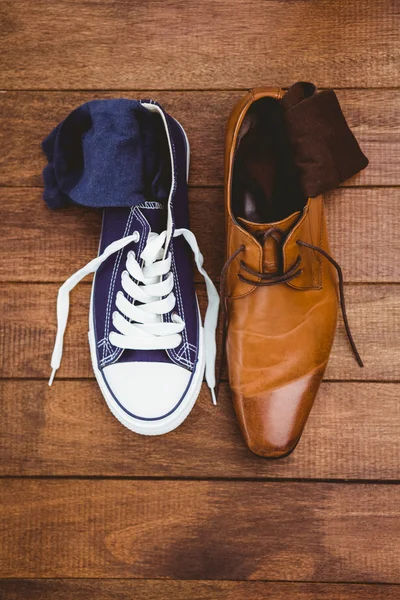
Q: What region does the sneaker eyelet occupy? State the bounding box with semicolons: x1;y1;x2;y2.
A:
128;250;136;259
133;230;140;243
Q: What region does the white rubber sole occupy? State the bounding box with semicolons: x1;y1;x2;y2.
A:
88;117;204;435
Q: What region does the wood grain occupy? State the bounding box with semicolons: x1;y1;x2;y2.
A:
0;480;399;581
0;0;399;593
0;283;397;381
0;187;398;284
1;380;399;480
0;90;397;187
1;579;398;600
1;1;399;89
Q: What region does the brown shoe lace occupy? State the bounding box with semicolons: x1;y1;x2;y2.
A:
217;227;363;398
296;239;363;368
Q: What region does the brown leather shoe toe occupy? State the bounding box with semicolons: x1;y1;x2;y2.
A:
234;368;325;458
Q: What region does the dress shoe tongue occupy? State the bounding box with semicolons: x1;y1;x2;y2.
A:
237;210;301;237
237;211;301;273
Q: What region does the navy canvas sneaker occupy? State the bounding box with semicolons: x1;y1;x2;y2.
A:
43;99;219;435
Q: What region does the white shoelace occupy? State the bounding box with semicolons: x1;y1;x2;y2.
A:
48;228;220;404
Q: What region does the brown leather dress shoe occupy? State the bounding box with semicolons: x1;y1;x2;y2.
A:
222;84;367;458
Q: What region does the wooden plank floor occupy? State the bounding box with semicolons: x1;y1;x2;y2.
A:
0;1;399;598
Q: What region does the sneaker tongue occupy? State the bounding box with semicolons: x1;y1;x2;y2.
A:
137;201;167;235
237;211;301;274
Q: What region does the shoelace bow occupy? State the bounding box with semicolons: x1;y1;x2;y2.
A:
218;227;363;393
49;228;220;404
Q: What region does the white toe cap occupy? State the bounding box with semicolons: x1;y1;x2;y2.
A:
102;361;191;420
